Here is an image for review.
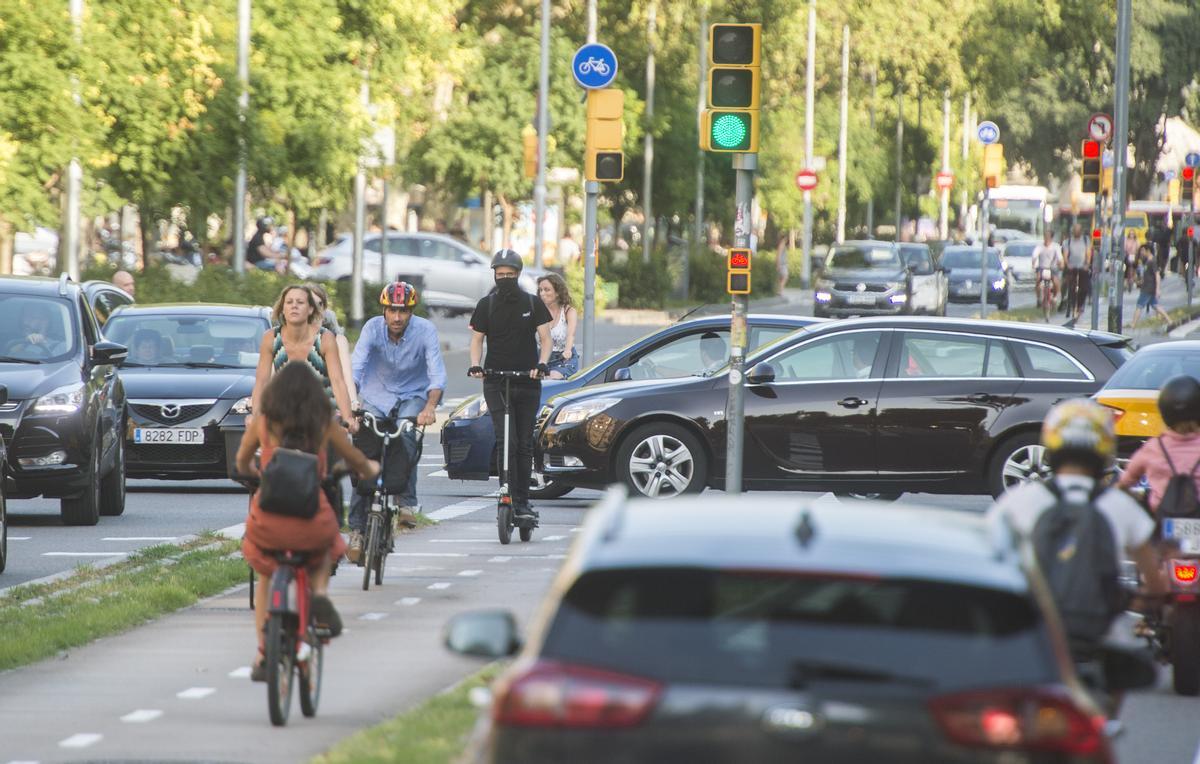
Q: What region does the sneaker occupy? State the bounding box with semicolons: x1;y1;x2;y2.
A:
514;504;538;518
395;506;419;530
310;594;343;638
250;655;267;683
347;531;364;564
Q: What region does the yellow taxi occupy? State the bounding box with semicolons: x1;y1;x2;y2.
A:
1094;341;1200;457
1124;210;1149;246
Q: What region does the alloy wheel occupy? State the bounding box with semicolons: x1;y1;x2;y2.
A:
628;434;694;498
1001;444;1049;489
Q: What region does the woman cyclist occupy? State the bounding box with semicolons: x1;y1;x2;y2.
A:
236;361;379;681
304;282;359;412
536;273;578;379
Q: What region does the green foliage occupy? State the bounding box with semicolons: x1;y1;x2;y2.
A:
685;247;778;303
597;248;674;308
563;261;609;313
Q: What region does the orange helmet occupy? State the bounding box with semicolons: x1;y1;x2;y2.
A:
379;281;419;308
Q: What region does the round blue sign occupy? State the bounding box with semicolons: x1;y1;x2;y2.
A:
976;121;1000;145
1186;152;1200;168
572;44;618;90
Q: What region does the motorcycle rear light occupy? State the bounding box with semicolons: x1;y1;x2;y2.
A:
1173;562;1199;584
493;660;662;729
928;687;1107;758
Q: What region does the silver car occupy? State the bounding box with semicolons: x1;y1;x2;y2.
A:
312;232;539;314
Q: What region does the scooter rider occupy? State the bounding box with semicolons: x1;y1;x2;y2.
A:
467;250;553;518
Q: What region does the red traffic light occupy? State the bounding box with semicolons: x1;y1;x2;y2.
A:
1189;227;1196;238
1092;228;1102;240
1081;139;1101;159
727;248;751;270
1184;167;1196;181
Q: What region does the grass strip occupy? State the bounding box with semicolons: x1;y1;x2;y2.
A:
313;663;504;764
987;306;1046;323
0;536;246;672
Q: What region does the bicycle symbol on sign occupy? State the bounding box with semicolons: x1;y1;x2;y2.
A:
577;57;611;77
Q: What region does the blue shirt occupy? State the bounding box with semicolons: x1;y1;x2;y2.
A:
352;315;446;415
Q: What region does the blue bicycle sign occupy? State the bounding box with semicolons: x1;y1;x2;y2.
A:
572;43;618;89
976;121;1000;145
1187;152;1200;168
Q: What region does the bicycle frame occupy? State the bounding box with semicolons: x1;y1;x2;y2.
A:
267;552;310;626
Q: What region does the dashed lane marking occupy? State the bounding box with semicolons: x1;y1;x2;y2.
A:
429;539;495;543
228;667;252;679
390;552;467;558
359;612;389;621
427;582;452;590
489;556;511;563
397;597;421;606
121;709;163;723
427;470;449;478
8;759;41;763
570;528;583;533
176;687;216;700
458;569;483;577
542;535;566;541
426;498;497;521
59;734;103;749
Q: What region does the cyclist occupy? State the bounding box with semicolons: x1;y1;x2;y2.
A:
1032;231;1064;313
237;361;379;681
347;282;445;562
1063;223;1091;321
1117;375;1200;511
468;250;553;518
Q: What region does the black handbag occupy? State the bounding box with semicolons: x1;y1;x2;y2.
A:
258;447;321;519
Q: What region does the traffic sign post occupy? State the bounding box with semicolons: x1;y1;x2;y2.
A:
795;169;818;192
975;121;999;317
572;44;618;90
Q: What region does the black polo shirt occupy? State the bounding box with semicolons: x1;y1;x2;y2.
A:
470;288;553;372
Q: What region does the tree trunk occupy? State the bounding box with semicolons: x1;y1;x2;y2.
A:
0;218;13;274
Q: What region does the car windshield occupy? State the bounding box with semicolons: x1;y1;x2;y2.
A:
1105;349;1200;390
941;249;1002;269
0;294;77;363
827;245;900;270
1004;242;1037;257
542;568;1053;691
104;314;265;368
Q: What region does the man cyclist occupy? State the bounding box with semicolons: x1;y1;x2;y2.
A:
468;250;553;518
1032;231;1064;311
1063;223;1091;322
347;282;446;562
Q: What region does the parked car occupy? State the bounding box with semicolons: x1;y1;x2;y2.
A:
312;232;541;315
1001;239;1037;283
102;304;272;480
1094;340;1200;461
813;240;913;318
445;491;1126;764
897;243;948;315
0;275;128;525
442;314;819;498
942;246;1009;309
990;227;1035;246
0;424;7;573
537;316;1132;500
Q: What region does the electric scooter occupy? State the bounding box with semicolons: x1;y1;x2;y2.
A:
485;370;539;545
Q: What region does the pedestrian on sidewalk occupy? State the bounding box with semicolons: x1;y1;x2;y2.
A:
1064;224;1090;321
1123;231;1140;293
1131;245;1170;329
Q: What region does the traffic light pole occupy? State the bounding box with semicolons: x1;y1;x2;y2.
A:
1090;204;1101;330
581;180;600;367
1108;0;1131;334
726;153;756;495
979;189;989;318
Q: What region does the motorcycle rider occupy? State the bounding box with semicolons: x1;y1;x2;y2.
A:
1117;375;1200;513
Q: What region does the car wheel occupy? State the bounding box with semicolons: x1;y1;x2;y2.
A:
100;430;126;517
0;489;7;574
61;431;102;526
813;306;828;319
529;471;574;500
988;431;1047;498
616;422;707;499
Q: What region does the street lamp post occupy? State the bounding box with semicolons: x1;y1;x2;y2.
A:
233;0;250;273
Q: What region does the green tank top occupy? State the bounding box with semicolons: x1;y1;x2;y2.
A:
272;326;334;402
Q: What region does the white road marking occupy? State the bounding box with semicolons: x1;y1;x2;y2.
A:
570;528;583;533
59;733;102;749
429;539;493;543
542;535;566;541
43;552;127;557
458;569;483;577
102;537;176;542
215;523;245;540
176;687;216;700
427;582;452;590
359;612;389;621
389;552;466;558
8;536;31;541
427;499;494;521
121;709;163;723
427;470;449;478
489;556;511;563
8;759;41;764
228;667;252;679
397;597;421;606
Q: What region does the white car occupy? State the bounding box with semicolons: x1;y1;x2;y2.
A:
1000;239;1037;283
898;243;948;315
313;232;540;314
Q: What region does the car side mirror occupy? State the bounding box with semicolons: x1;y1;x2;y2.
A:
613;367;632;382
746;362;776;386
444;610;522;659
91;340;128;366
0;385;7;406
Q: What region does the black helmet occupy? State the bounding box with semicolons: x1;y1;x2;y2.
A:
1159;375;1200;429
490;249;524;273
256;215;274;232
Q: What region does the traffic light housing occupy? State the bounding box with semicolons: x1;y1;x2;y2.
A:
522;126;538;180
982;143;1004;188
1184;166;1196;205
702;23;761;153
1092;227;1102;252
585;88;624;182
1081;139;1102;194
726;247;751;294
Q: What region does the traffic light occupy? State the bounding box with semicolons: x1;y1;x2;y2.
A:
1080;139;1102;194
522;126;537;180
727;247;751;294
982;143;1004;188
585;88;624;182
702;23;761;153
1184;166;1196;205
1092;227;1102;252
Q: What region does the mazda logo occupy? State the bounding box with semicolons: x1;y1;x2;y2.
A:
160;404;181;419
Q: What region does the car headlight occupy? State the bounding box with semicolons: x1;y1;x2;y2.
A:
230;396;252;415
33;383;84;414
554;397;620;425
992;278;1006;290
450;394;488;421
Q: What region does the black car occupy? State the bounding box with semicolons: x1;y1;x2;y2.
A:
537;316;1132;499
0;420;8;572
445;492;1120;763
813;240;913;318
0;275;128;525
942;246;1009;309
102;304;271;480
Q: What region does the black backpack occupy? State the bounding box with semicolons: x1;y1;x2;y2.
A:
1156;438;1200;519
1031;481;1124;643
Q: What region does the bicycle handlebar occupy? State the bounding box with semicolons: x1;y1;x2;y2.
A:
484;369;538;378
355;409;419;440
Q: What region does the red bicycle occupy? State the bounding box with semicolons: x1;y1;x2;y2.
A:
1037;269;1057;322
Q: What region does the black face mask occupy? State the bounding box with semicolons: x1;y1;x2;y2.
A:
495;276;521;297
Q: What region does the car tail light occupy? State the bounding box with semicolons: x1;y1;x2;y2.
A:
1172;561;1199;584
929;687;1107;759
492;660;662;728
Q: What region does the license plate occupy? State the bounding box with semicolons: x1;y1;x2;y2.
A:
847;293;876;305
1163;518;1200;540
133;428;205;445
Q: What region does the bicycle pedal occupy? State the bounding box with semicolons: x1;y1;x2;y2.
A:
313;625;333;640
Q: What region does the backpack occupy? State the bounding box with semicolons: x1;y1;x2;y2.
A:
1030;481;1124;643
1156;438;1200;518
258;447;321;519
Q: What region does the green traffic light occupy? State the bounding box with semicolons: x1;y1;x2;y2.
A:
711;112;749;150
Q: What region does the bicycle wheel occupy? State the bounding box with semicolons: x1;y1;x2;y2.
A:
248;567;255;610
298;627;323;718
374;520;391;586
265;613;296;726
497;501;513;545
363;512;382;592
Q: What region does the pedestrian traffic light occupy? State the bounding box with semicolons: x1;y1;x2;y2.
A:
522;126;538;180
585;88;624;182
1184;167;1196;205
1081;139;1102;194
982;143;1004;188
702;23;760;153
727;247;752;294
1092;227;1102;252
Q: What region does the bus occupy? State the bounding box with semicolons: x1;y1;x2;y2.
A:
987;185;1050;239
